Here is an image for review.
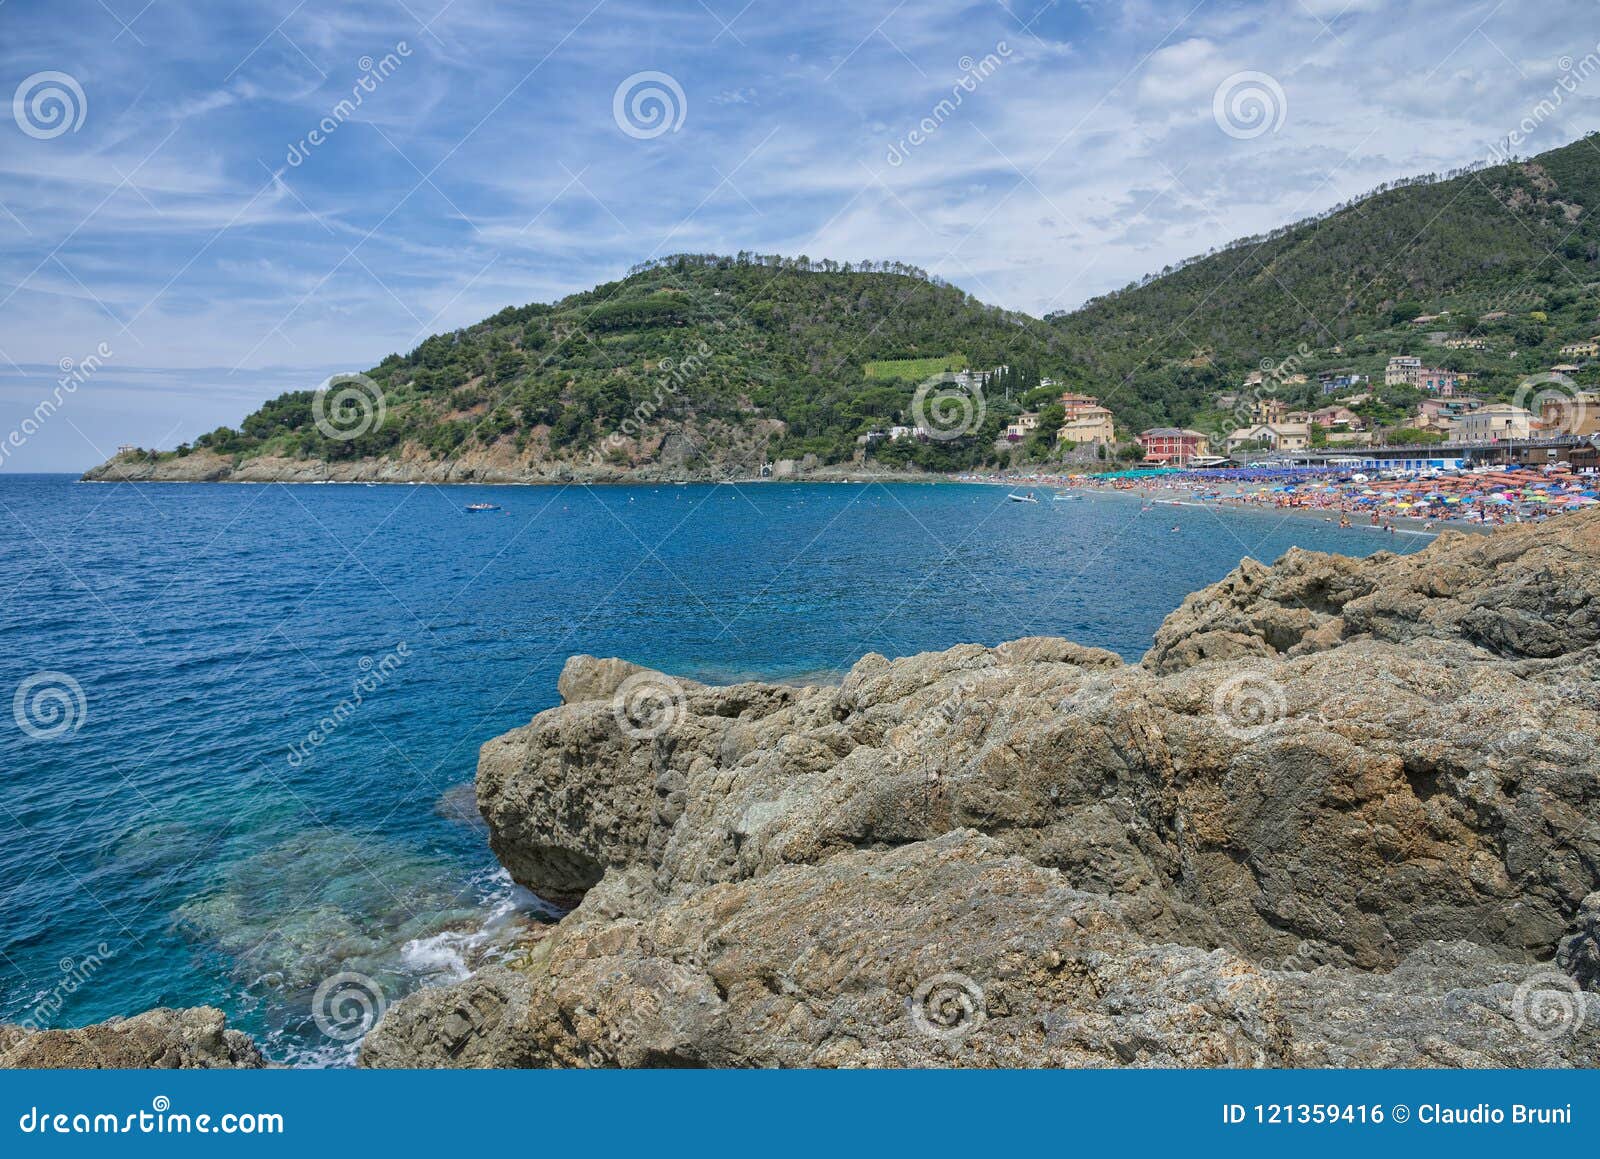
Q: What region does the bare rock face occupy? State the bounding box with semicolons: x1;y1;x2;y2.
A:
1145;519;1600;671
0;1007;264;1069
364;511;1600;1068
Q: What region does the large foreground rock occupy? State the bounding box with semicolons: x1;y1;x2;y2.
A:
365;511;1600;1068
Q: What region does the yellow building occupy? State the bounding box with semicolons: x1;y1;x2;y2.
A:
1057;405;1115;446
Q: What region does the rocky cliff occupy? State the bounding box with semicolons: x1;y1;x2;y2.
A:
360;513;1600;1068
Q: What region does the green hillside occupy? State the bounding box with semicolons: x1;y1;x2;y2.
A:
160;255;1061;474
1050;133;1600;432
108;134;1600;479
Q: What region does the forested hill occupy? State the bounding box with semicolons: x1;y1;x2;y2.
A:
101;254;1066;479
91;134;1600;482
1048;133;1600;430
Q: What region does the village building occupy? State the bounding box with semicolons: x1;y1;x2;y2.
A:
1251;397;1290;424
1443;336;1489;350
1056;406;1116;446
1224;422;1311;453
1559;338;1600;359
1318;371;1368;396
1539;391;1600;436
1384;356;1423;386
1004;412;1041;441
1455;403;1536;443
1136;428;1210;465
1307;405;1363;431
1385;355;1465;394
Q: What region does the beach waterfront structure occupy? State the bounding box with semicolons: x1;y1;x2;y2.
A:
1225;422;1312;452
1136;427;1210;465
1456;403;1536;443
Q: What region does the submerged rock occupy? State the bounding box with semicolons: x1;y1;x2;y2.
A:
364;510;1600;1068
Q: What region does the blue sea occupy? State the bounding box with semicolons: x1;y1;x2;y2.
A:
0;475;1428;1064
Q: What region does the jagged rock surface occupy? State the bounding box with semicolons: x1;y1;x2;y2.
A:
364;511;1600;1068
0;1007;264;1069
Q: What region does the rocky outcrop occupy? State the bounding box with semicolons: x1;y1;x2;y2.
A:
363;511;1600;1068
1145;519;1600;671
0;1007;264;1069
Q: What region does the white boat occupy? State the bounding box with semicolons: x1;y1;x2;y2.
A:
1007;491;1039;504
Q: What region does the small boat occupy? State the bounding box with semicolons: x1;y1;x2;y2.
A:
1007;491;1039;504
464;502;502;513
1051;492;1082;502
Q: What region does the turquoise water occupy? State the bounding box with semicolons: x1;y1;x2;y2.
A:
0;476;1427;1063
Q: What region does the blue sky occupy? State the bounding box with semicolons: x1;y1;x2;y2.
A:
2;0;1599;469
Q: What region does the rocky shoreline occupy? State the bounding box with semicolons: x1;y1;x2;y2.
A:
78;448;951;487
9;512;1600;1067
